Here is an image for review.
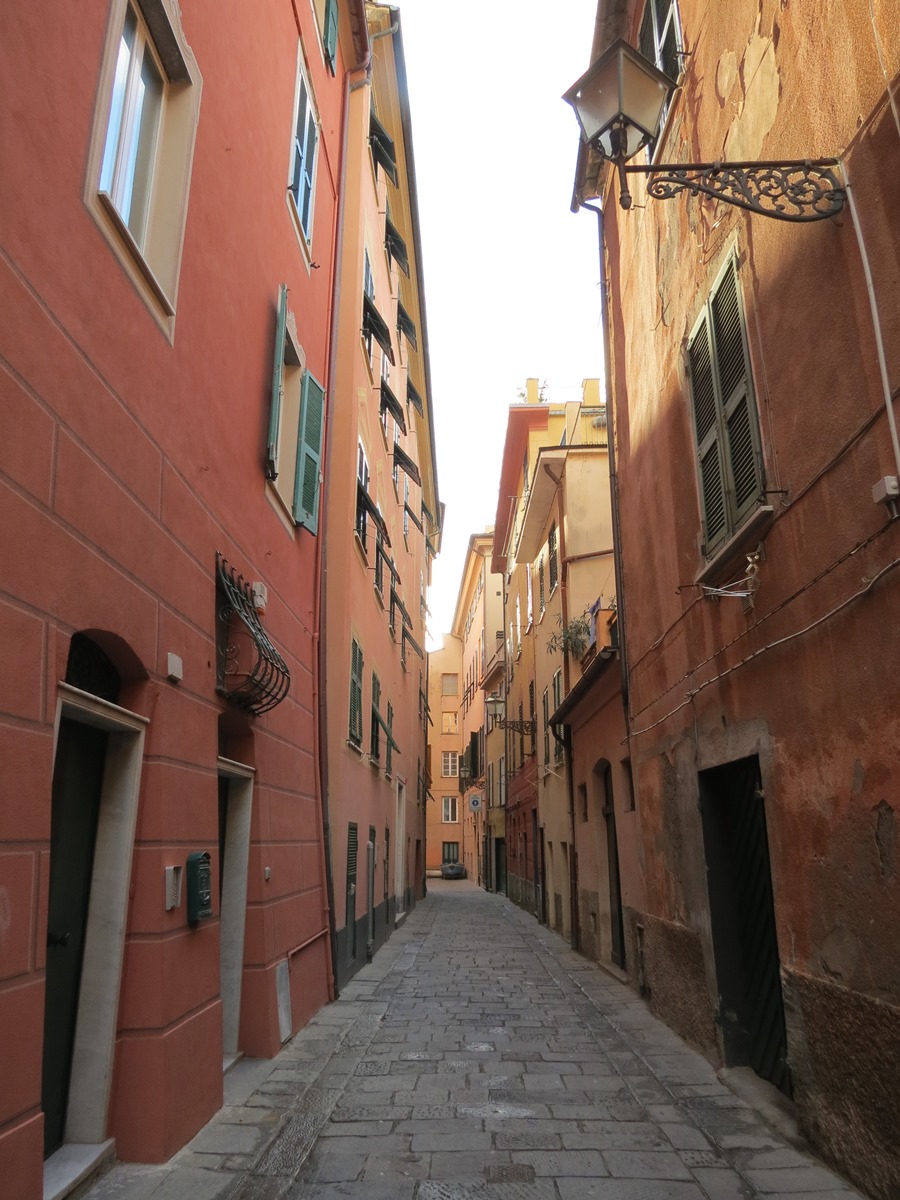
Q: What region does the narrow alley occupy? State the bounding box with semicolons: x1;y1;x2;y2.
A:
80;883;862;1200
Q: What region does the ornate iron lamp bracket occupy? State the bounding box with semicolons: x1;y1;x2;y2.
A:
624;158;845;222
495;717;537;736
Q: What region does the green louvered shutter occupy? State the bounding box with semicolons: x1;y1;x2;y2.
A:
267;284;288;479
323;0;338;73
688;313;727;552
711;263;761;527
349;640;363;744
292;371;325;532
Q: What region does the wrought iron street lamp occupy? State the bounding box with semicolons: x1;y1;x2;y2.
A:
485;693;536;737
563;39;845;222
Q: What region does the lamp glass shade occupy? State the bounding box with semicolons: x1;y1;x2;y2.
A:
563;39;675;162
485;695;504;721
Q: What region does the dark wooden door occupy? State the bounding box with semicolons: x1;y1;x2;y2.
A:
42;718;107;1156
602;767;626;969
700;755;791;1096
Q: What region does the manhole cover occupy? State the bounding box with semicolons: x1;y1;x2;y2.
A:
484;1165;536;1183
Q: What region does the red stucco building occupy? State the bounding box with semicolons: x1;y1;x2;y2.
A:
0;0;371;1193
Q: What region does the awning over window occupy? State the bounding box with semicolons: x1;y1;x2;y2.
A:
374;709;401;754
379;379;406;435
385;217;409;277
397;301;418;350
215;554;290;716
363;294;394;364
402;626;424;659
357;482;391;546
390;585;412;629
407;379;424;416
369;109;398;185
376;537;399;580
393;443;421;487
404;502;423;533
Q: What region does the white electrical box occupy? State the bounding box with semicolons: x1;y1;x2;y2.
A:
165;864;183;911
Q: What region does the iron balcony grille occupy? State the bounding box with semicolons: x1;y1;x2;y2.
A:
215;553;290;716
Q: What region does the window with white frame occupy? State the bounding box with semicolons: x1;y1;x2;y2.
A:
89;0;201;329
638;0;682;149
442;796;458;823
441;750;458;777
289;62;319;243
442;712;458;734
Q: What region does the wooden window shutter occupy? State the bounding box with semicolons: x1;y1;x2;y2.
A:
293;370;325;531
370;672;381;759
266;284;288;479
323;0;339;73
711;263;761;525
349;640;363;744
688;313;728;552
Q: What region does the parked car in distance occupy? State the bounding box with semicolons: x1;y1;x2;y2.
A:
440;862;466;879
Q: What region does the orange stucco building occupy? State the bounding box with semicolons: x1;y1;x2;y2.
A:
320;4;440;988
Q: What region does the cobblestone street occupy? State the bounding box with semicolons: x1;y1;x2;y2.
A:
81;883;865;1200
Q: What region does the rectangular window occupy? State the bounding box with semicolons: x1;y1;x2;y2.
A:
349;640;364;746
90;0;200;329
289;65;319;242
442;712;458;734
267;286;325;533
385;702;394;775
442;842;459;864
528;681;536;757
542;688;550;764
539;556;546;614
518;702;525;767
442;750;458;777
486;761;493;808
688;257;762;555
441;673;459;696
639;0;682;135
442;796;458;823
548;523;559;592
355;442;370;550
99;5;163;250
499;754;506;805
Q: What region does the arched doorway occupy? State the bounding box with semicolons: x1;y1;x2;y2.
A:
43;633;147;1161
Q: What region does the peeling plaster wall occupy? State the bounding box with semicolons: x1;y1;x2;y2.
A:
598;0;900;1194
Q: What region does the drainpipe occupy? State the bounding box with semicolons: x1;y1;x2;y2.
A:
563;722;579;950
579;201;631;716
316;53;361;1004
553;473;579;950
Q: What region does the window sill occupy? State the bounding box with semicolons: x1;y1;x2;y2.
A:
346;739;363;755
353;530;370;569
374;585;386;608
696;505;775;589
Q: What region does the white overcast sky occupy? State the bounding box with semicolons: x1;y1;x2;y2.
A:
396;0;605;638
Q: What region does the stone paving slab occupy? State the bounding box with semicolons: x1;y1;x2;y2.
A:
81;884;870;1200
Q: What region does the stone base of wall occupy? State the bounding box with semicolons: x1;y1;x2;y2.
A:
639;912;720;1061
507;871;536;916
783;969;900;1200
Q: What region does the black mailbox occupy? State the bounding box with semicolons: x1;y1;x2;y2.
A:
186;851;212;923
